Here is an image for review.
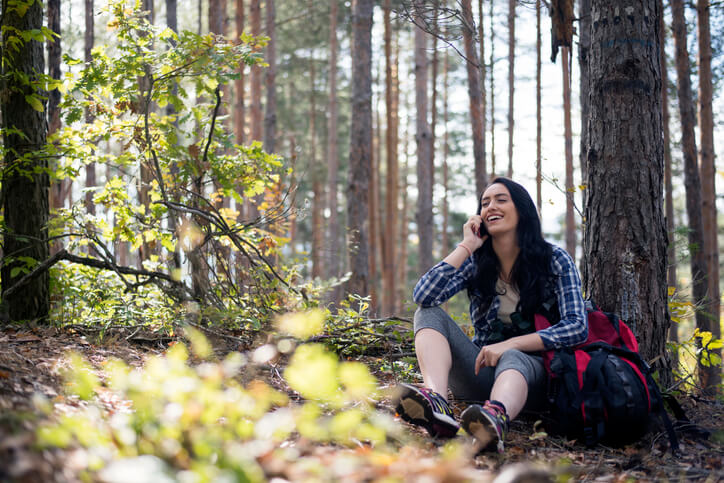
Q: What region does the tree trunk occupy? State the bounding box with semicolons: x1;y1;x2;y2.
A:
562;47;575;261
1;0;50;321
658;0;678;365
346;0;373;300
696;0;721;392
249;0;262;143
536;0;542;214
263;0;276;152
461;0;486;195
325;0;342;305
479;0;487;192
414;3;434;273
234;0;245;145
489;0;496;176
310;50;323;280
584;0;669;370
369;98;381;314
398;93;410;313
579;0;591;227
442;48;450;259
506;0;515;177
166;0;181;271
47;0;65;255
85;0;96;217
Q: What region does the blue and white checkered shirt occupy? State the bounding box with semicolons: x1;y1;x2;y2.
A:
412;244;587;349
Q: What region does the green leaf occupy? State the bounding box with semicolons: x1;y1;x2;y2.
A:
25;94;44;112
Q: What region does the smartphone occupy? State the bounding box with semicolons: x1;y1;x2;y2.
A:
477;223;488;238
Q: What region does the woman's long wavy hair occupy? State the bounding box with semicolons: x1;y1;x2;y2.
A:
471;177;553;321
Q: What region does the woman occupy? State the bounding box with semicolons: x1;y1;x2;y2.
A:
394;177;587;452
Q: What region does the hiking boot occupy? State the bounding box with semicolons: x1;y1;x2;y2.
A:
393;383;460;438
460;401;510;453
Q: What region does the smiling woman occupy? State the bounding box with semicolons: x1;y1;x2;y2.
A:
392;177;587;453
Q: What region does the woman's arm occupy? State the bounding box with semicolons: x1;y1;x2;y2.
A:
474;332;545;374
536;246;588;349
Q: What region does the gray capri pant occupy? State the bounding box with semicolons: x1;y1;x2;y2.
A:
414;306;547;409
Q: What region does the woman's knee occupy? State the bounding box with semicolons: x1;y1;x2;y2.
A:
413;306;450;333
494;349;535;383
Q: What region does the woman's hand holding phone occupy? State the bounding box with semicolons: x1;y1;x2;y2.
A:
462;215;487;252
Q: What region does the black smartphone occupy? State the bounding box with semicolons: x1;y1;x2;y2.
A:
477;223;488;238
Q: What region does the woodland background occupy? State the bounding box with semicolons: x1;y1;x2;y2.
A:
0;0;723;481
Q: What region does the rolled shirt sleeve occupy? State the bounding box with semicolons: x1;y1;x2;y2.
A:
412;258;477;306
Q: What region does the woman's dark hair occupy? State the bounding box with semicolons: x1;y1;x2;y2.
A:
471;177;553;321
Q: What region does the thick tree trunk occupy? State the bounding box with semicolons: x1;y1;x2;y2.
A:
506;0;515;177
584;0;669;370
263;0;276;152
659;0;678;363
325;0;342;305
414;3;434;273
1;0;50;321
346;0;373;299
461;0;486;195
562;47;575;261
536;0;542;214
696;0;721;392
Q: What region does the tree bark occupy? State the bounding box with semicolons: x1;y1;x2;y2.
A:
1;0;50;321
346;0;373;300
414;3;434;273
442;48;450;260
234;0;245;145
579;0;591;225
506;0;515;177
584;0;669;370
562;47;575;261
671;0;714;391
536;0;542;214
85;0;96;217
659;0;678;364
47;0;65;255
461;0;486;195
325;0;342;305
249;0;263;143
263;0;277;152
696;0;721;392
479;0;487;192
310;49;323;280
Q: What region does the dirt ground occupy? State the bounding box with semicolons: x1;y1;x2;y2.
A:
1;325;722;482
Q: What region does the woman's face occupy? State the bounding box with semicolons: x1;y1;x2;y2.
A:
479;183;519;237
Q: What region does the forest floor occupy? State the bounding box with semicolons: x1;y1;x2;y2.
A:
1;324;723;482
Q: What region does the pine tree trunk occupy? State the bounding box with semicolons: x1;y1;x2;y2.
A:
442;49;450;258
325;0;342;305
414;3;433;273
659;0;678;363
696;0;721;392
1;0;50;321
562;47;575;261
461;0;486;195
536;0;542;214
584;0;669;369
671;0;714;391
48;0;65;255
579;0;591;226
249;0;262;143
85;0;96;217
478;0;487;191
346;0;373;300
506;0;515;177
234;0;245;145
310;50;323;280
369;100;381;314
263;0;276;152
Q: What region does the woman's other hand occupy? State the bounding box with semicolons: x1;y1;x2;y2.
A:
474;340;509;374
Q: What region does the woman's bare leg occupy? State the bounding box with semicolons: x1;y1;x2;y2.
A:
414;328;453;399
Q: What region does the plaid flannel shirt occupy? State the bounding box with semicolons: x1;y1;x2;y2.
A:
412;244;587;349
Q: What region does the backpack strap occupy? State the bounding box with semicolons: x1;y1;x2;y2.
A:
580;350;609;446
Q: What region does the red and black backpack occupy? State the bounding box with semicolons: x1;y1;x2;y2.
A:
535;303;680;450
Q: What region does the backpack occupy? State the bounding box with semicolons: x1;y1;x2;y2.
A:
534;303;679;450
